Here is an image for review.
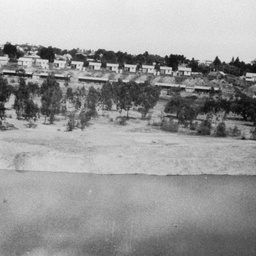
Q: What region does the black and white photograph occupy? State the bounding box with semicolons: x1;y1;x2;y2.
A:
0;0;256;255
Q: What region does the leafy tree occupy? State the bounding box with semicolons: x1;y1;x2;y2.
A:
79;109;94;130
66;87;73;100
167;54;187;71
38;46;55;62
136;81;161;118
27;82;39;96
3;42;17;58
164;95;200;125
41;76;62;124
100;82;113;110
86;86;99;115
213;56;221;71
113;80;134;118
24;99;39;120
13;78;39;120
13;78;30;119
0;75;13;119
215;122;227;137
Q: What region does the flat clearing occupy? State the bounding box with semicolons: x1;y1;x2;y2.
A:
1;109;255;175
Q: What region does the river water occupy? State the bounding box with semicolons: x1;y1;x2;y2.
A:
0;171;256;255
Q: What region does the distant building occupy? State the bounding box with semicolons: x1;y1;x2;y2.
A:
18;57;33;68
160;66;173;75
208;71;226;80
71;61;84;71
142;65;155;74
106;63;119;72
178;66;192;76
88;62;101;70
205;60;213;66
53;60;66;69
245;72;256;82
0;56;9;66
36;59;49;69
23;54;41;62
124;64;136;73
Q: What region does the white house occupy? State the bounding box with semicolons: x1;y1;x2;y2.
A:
124;64;136;73
0;56;9;66
36;59;49;69
160;66;173;75
88;62;101;70
71;61;84;71
18;57;33;68
245;72;256;82
53;60;66;69
106;63;119;72
142;65;155;74
178;66;192;76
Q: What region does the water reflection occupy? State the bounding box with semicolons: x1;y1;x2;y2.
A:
0;172;256;255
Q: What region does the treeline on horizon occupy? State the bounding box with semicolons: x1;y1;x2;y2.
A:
2;42;256;76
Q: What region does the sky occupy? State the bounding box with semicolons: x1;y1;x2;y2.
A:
0;0;255;63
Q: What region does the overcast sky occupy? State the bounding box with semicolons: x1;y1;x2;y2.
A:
0;0;255;63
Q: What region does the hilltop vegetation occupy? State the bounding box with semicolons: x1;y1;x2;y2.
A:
1;42;256;76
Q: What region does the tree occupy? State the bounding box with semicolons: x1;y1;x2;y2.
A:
86;86;99;115
135;81;161;118
100;82;113;110
13;78;30;119
13;78;39;120
113;80;134;118
38;46;55;62
3;42;17;58
164;96;200;125
41;76;62;124
213;56;221;71
66;87;73;100
0;75;12;119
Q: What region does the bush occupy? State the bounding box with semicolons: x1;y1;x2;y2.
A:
197;120;211;135
116;116;127;126
10;79;15;83
250;127;256;140
231;125;241;137
190;121;198;131
79;109;93;130
161;119;179;132
215;122;227;137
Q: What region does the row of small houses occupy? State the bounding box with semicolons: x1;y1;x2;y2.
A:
0;56;191;76
1;55;256;80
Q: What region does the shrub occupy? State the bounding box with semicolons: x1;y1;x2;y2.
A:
79;109;93;130
250;127;256;140
190;121;198;131
161;119;179;132
117;116;127;126
197;120;211;135
10;79;15;83
215;122;227;137
231;125;241;137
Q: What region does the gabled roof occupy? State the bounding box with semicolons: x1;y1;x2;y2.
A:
246;72;256;77
142;65;154;69
160;66;172;70
124;64;136;68
89;62;101;66
178;66;191;72
18;57;33;62
71;61;83;64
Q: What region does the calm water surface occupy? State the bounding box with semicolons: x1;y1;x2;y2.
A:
0;171;256;256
